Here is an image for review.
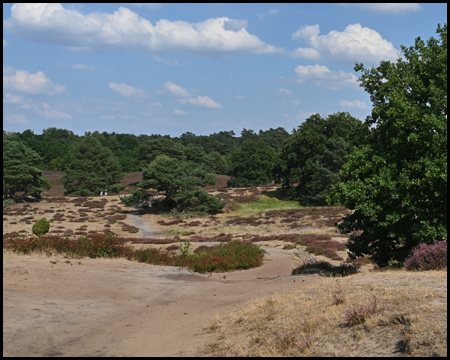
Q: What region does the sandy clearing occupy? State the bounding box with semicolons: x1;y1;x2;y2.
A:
3;244;316;357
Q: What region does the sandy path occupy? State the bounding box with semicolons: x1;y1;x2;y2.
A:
3;248;317;357
3;212;320;357
127;207;160;238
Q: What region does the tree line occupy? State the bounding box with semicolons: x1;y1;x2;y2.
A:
3;24;446;266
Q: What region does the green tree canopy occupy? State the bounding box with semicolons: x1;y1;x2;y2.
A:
3;140;51;199
329;24;447;266
275;112;366;204
227;140;277;187
61;136;124;196
123;157;224;213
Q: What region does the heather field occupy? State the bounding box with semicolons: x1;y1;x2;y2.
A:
3;171;447;357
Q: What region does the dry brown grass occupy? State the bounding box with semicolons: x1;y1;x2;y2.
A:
198;270;447;357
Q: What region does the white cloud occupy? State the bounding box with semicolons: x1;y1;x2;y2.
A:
294;64;359;91
71;64;108;72
4;3;281;56
234;95;246;100
5;113;30;124
160;82;191;97
3;67;65;95
275;88;293;97
173;109;187;115
291;23;397;64
256;8;279;20
152;55;180;66
3;39;7;48
3;93;24;104
179;95;222;109
19;101;72;119
340;3;421;15
292;99;301;107
223;19;248;31
39;108;71;119
291;47;320;59
340;99;368;109
108;82;148;97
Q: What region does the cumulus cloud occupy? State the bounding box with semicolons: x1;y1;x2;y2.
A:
4;3;281;56
291;23;397;64
108;82;148;97
179;95;222;109
340;3;421;15
3;67;65;95
160;82;191;97
294;64;359;91
3;93;24;104
275;88;293;97
5;113;29;124
173;109;187;115
223;19;248;31
340;99;368;109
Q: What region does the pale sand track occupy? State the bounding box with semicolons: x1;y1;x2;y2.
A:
3;213;318;357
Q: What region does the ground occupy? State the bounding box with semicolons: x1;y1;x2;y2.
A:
3;171;447;357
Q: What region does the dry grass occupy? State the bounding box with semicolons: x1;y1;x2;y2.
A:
198;270;447;357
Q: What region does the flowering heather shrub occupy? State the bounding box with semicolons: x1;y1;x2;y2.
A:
404;240;447;271
344;295;387;326
332;289;345;305
166;244;180;251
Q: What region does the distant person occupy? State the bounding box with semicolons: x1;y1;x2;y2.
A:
100;191;103;197
104;190;108;196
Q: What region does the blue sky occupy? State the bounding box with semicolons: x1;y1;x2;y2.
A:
3;3;447;137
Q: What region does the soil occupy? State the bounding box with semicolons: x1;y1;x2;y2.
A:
3;245;314;357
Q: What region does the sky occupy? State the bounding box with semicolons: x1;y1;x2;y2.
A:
3;3;447;137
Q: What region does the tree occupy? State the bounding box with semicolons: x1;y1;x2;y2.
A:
62;136;124;196
329;24;447;266
3;140;51;199
124;157;224;213
227;140;277;187
275;112;366;204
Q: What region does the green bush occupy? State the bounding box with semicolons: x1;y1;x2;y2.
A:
32;218;50;237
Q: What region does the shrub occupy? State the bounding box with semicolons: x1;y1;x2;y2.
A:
344;295;387;326
404;240;447;271
32;218;50;237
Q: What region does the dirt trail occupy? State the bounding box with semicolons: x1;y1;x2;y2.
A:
127;207;161;238
3;211;315;357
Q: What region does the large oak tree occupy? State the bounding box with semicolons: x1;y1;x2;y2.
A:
329;24;447;266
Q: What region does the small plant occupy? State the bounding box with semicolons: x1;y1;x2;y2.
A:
32;218;51;238
332;289;345;305
344;295;387;326
179;239;192;257
292;245;317;265
404;240;447;271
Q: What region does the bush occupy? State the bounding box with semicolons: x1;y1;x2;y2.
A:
32;218;50;237
404;240;447;271
344;295;387;326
